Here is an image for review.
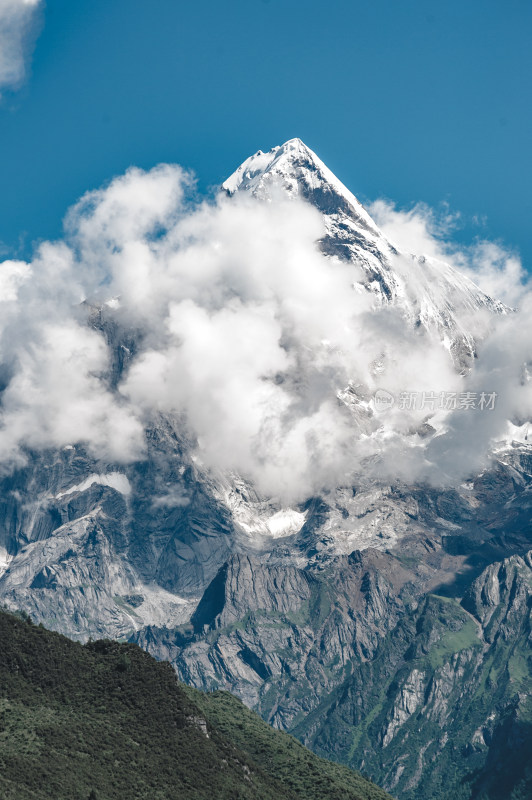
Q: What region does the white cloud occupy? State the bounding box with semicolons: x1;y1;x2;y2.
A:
0;235;144;471
368;198;532;484
0;164;531;501
151;488;189;509
0;0;43;94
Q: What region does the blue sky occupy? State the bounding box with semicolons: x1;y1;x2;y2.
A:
1;0;531;268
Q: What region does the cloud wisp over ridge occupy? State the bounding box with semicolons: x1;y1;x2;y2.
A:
370;198;530;308
0;163;531;501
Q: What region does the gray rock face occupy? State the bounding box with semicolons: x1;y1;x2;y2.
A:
0;422;236;638
190;555;314;631
462;549;532;640
133;548;415;720
3;397;530;644
293;549;532;799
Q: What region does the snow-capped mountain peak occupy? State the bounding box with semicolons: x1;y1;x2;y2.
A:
224;138;507;369
223;137;381;236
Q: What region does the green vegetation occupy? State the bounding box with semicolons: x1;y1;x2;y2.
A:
294;590;532;800
423;596;481;670
0;609;391;800
185;686;389;800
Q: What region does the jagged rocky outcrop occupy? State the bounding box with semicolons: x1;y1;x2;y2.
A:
133;548;416;717
0;422;236;638
291;549;532;800
2;427;531;643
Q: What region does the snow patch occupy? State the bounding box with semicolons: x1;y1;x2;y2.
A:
265;509;307;537
231;502;306;539
56;472;131;499
0;546;12;578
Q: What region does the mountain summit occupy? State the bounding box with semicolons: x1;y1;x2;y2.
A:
223;137;381;234
224;138;506;369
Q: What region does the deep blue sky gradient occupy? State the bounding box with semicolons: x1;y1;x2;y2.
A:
1;0;531;266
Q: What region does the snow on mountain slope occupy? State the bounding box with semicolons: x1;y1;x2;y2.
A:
223;137;382;235
224;138;507;369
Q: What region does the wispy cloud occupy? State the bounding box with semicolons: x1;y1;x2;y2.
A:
370;198;529;307
0;0;43;94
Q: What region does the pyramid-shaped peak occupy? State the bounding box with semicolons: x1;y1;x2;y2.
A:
278;137;306;147
274;137;315;155
269;137;333;168
247;137;314;159
223;138;329;193
222;138;381;235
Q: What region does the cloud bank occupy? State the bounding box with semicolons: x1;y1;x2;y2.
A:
0;0;42;94
0;164;531;501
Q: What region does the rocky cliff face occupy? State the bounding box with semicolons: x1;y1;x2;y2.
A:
128;541;532;799
0;420;236;638
292;549;532;800
134;548;415;717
